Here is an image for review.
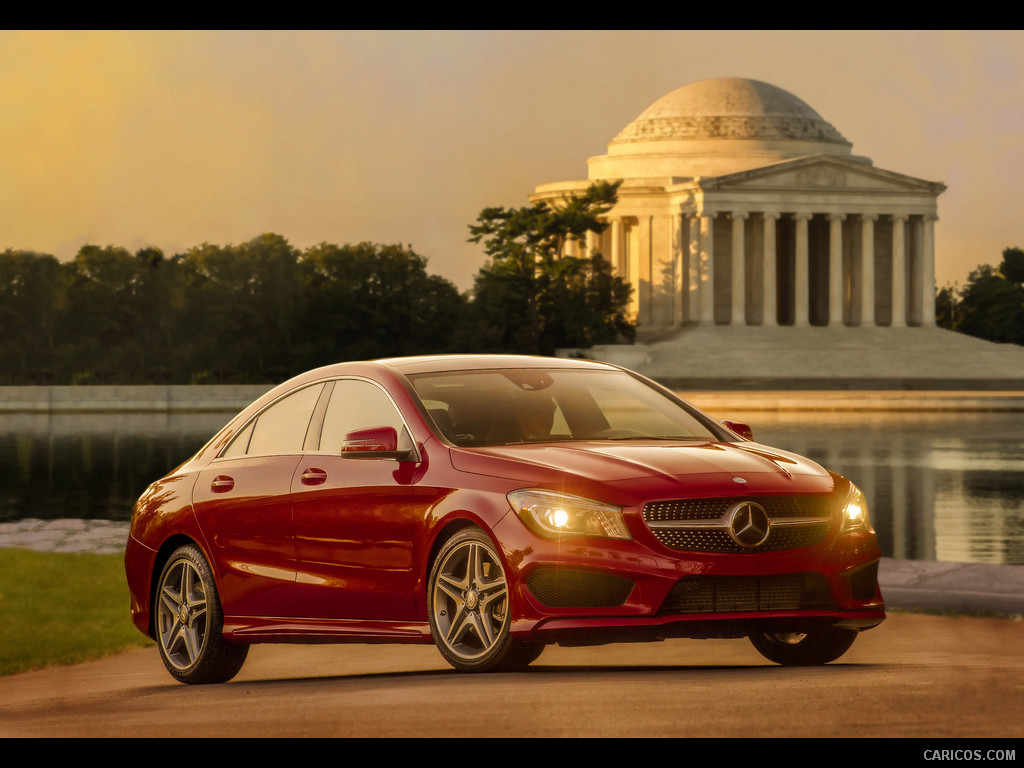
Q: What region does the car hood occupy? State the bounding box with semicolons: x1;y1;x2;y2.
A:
450;440;832;489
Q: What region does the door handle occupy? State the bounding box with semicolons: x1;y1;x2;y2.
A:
300;468;328;485
210;475;234;493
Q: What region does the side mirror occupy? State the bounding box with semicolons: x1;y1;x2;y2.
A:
720;420;753;440
340;426;413;460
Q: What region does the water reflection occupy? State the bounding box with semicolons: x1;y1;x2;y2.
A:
1;410;1021;565
0;412;229;524
732;410;1024;566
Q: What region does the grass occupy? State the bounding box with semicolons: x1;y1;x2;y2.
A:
0;548;152;677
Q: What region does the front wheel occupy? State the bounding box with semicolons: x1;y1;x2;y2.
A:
428;528;542;672
155;544;248;684
748;627;858;666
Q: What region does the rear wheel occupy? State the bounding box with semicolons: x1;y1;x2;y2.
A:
428;528;542;672
155;544;248;684
748;627;858;666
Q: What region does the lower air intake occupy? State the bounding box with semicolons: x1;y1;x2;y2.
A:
660;573;834;614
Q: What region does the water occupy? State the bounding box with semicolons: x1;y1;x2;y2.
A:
742;410;1024;566
1;409;1021;565
0;412;224;524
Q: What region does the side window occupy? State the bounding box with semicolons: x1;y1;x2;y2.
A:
243;384;324;456
221;420;255;458
319;379;410;453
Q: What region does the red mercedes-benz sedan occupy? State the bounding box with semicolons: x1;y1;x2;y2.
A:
124;354;884;684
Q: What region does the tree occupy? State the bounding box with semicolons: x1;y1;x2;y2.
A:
939;248;1024;347
298;242;465;365
0;249;64;382
935;283;959;331
466;180;633;355
60;244;154;383
176;234;304;382
999;247;1024;285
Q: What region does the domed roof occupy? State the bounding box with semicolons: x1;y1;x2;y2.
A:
583;77;861;180
614;77;848;145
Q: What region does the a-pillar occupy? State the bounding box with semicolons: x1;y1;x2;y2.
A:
861;214;877;326
699;213;716;324
762;213;779;327
731;212;748;325
828;213;845;326
891;214;907;327
793;213;811;327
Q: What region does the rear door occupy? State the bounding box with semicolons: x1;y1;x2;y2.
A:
193;383;325;618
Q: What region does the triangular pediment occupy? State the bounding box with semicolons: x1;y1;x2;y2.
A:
693;155;946;195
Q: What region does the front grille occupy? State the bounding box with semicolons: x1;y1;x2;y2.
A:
643;495;833;553
526;568;635;608
660;573;835;614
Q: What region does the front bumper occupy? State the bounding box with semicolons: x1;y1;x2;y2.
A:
492;511;885;644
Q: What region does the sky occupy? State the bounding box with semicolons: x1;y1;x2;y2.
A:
1;29;1021;292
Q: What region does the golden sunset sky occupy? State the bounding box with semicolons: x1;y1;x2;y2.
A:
1;29;1020;291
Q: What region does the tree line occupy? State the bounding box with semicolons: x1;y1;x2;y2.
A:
936;247;1024;346
0;183;634;385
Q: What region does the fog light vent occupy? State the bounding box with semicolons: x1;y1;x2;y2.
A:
526;568;634;608
848;561;880;601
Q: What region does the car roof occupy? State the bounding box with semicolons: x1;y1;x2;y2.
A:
373;354;619;375
259;355;619;399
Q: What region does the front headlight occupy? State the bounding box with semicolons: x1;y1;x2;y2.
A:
508;489;631;540
841;484;871;533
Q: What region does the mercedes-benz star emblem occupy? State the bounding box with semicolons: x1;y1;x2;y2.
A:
726;501;771;548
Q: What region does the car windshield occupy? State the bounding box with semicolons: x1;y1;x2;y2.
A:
408;368;721;447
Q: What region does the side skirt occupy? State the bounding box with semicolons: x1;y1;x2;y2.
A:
222;616;433;645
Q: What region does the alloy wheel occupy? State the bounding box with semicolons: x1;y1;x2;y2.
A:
431;536;510;663
157;555;210;672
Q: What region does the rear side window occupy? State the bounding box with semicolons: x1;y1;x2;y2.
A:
223;384;324;457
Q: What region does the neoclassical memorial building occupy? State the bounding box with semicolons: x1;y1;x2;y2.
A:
531;77;947;333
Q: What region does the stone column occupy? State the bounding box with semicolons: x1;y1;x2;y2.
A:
731;212;748;326
635;215;651;327
891;214;907;328
861;214;877;327
794;213;811;327
699;213;716;325
672;212;685;327
688;216;701;323
610;219;623;277
762;213;779;327
828;213;845;326
921;215;937;326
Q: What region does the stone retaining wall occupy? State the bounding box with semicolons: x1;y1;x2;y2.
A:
0;385;273;413
1;384;1022;414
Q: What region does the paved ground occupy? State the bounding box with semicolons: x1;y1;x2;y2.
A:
3;611;1022;738
2;518;1021;738
0;518;130;555
2;517;1022;617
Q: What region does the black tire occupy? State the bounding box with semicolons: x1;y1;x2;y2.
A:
428;528;542;672
748;627;858;666
154;544;249;684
